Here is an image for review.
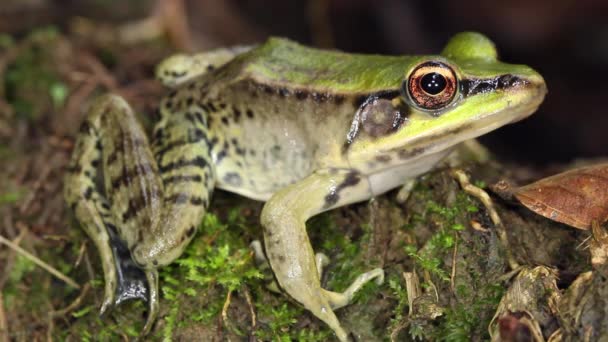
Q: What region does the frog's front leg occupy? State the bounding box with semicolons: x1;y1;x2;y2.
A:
261;169;384;342
65;94;215;334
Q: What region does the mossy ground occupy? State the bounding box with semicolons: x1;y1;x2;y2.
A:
0;26;591;341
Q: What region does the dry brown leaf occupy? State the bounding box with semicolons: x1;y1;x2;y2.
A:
514;163;608;230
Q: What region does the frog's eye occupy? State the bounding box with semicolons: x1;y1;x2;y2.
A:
405;61;458;111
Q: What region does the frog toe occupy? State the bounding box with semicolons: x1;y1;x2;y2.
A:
141;270;159;336
322;268;384;310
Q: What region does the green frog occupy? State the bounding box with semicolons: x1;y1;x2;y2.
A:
64;32;546;341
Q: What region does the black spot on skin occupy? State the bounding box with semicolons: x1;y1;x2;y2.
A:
236;147;246;156
153;260;158;266
323;171;361;209
185;112;196;125
190;197;206;206
333;95;345;106
122;195;146;222
246;109;254;118
159;156;208;173
216;149;227;163
277;255;286;263
209;136;219;148
397;147;426;160
95;140;103;151
294;90;308;101
261;84;273;94
162;174;203;185
219;103;227;110
249;149;256;156
207;102;217;112
110;162;156;189
170;71;187;78
165;192;190;205
223;172;243;186
206;65;215;71
231;138;239;146
375;155;392;163
167;90;178;99
312;92;328;102
194;112;206;126
84;187;93;200
101;202;111;211
155;129;209;163
324;192;339;208
221;117;229;125
233;107;242;121
342;171;361;187
186;97;194;107
84;170;92;178
278;88;290;97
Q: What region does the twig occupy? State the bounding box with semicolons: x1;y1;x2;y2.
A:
221;290;233;332
0;291;8;342
73;241;87;268
49;283;91;318
242;285;257;334
0;234;80;289
450;237;458;292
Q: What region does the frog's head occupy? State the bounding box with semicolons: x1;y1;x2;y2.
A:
346;32;547;173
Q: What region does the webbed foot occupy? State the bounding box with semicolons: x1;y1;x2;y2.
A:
106;226;159;335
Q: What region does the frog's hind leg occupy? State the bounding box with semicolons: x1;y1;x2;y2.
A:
261;169;384;342
66;94;216;335
65;95;160;321
156;46;253;88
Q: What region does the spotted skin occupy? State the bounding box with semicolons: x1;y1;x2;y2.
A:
65;34;546;341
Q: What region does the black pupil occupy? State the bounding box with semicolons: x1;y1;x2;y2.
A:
420;72;447;95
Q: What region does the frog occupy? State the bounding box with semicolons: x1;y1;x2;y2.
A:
64;32;546;341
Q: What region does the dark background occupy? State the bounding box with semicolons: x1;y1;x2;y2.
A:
2;0;608;163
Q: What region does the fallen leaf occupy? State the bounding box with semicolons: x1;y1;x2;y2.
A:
514;163;608;230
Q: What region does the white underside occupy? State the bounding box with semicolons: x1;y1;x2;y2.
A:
365;149;452;197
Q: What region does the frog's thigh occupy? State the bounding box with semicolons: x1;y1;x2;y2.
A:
261;169;380;341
